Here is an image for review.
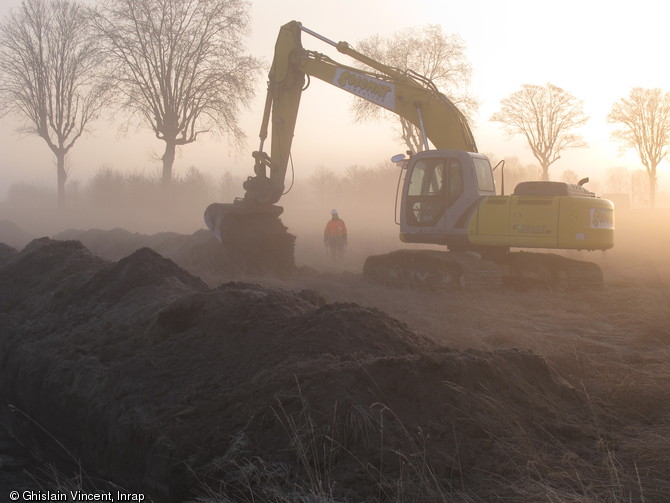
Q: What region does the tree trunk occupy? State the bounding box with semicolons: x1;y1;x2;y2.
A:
540;163;549;181
649;170;657;209
401;119;422;154
162;140;176;185
56;151;67;209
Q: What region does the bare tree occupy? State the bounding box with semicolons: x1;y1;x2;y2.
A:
631;169;650;207
93;0;262;184
217;169;239;202
492;156;540;194
605;166;632;194
608;88;670;209
0;0;108;208
560;169;580;184
491;84;588;181
309;165;341;208
352;25;477;154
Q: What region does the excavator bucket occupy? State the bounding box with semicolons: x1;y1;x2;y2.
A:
204;202;296;275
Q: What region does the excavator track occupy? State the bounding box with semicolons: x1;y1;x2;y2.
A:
363;250;463;290
363;250;502;291
363;250;603;292
504;252;603;291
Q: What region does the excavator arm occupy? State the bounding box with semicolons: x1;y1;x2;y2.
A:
240;20;478;207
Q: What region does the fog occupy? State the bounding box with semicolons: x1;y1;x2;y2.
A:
0;161;404;274
1;156;669;289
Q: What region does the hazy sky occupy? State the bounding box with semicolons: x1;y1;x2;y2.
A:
1;0;669;199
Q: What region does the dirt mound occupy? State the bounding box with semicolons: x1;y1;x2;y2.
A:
0;238;601;502
53;226;292;285
0;238;108;317
54;227;158;261
0;242;16;263
0;219;34;249
75;247;207;304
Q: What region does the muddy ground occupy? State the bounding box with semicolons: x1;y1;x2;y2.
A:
1;209;669;502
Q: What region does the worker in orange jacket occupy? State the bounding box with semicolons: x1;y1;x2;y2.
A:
324;209;348;263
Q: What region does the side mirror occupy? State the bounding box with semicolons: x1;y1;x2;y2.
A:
391;153;409;169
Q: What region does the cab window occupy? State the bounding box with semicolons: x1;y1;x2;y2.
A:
473;157;495;192
408;160;445;196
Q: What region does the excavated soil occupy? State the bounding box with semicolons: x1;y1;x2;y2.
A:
0;235;614;502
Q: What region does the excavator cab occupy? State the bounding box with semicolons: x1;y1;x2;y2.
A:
398;150;496;250
397;147;614;255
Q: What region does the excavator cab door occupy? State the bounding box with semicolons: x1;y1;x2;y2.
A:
403;153;464;227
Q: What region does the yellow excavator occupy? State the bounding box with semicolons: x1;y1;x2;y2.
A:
205;20;614;289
